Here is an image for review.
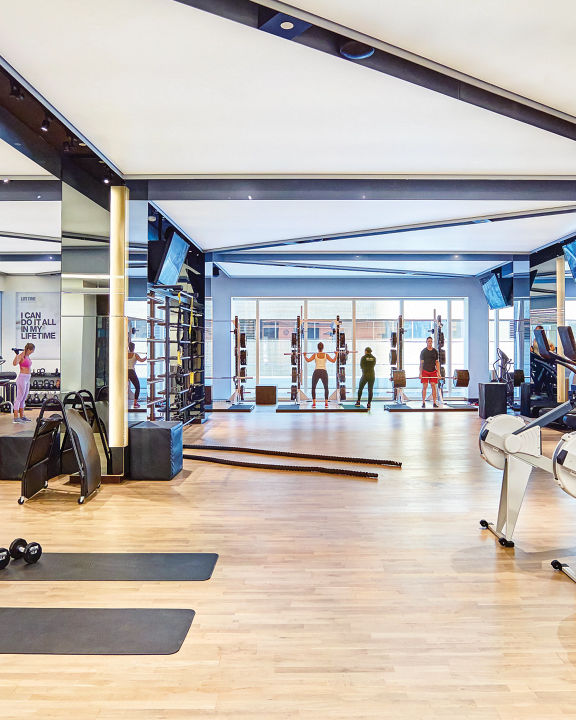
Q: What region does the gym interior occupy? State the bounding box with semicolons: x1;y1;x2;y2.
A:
1;2;576;717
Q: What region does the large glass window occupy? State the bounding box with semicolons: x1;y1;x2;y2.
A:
229;297;468;400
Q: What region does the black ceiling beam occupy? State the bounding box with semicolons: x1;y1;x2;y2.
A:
0;104;60;177
175;0;576;141
136;178;576;201
0;253;57;262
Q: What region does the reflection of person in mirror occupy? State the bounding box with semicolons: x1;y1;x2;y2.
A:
128;342;147;409
12;342;34;423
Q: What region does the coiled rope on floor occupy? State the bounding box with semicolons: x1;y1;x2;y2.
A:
182;454;379;479
183;444;401;468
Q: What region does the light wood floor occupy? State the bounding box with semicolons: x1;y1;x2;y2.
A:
2;408;576;719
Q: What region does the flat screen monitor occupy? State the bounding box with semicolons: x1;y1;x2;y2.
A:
150;231;190;286
563;239;576;281
481;273;512;310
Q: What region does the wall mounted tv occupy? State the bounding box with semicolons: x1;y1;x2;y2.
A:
481;272;513;310
563;239;576;281
148;229;190;286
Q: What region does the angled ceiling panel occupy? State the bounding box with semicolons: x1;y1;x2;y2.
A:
0;201;60;238
2;0;576;175
0;138;52;177
154;199;576;251
286;0;576;116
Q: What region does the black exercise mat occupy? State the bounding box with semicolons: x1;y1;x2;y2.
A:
0;553;218;581
0;608;194;654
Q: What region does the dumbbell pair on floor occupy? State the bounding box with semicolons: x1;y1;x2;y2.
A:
0;539;42;570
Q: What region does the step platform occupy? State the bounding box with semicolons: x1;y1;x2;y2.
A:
276;403;368;413
384;401;477;412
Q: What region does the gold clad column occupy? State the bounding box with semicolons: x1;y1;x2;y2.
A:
109;186;129;475
557;255;566;403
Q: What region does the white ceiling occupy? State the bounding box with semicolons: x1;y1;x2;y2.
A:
0;237;60;254
155;199;576;252
0;261;60;275
0;201;60;238
2;0;576;176
287;0;576;116
219;258;496;277
0;138;51;178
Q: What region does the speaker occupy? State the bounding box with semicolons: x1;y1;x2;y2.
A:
478;382;507;420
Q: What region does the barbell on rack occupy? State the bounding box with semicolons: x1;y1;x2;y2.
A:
390;368;470;388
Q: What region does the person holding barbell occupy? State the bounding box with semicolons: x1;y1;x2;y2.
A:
355;347;376;409
420;336;440;408
304;342;336;408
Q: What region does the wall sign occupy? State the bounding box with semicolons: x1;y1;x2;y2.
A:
16;292;60;359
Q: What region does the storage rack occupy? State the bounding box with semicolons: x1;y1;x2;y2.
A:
26;370;61;408
290;314;305;403
229;315;249;405
147;287;205;425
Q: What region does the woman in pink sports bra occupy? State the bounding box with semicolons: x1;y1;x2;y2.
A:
12;342;35;423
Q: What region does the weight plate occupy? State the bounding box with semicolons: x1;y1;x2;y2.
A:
453;369;470;388
291;352;297;366
9;538;27;560
390;331;397;349
292;367;298;383
439;349;446;365
339;333;346;348
240;350;247;365
0;548;10;570
513;369;525;387
291;333;297;349
438;332;445;349
339;385;346;400
389;349;397;366
239;333;246;349
391;369;406;388
290;384;297;401
23;542;42;565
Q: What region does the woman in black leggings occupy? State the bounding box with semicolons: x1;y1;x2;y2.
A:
304;342;336;408
127;342;147;409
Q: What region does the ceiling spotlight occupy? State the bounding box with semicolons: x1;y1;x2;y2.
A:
37;194;42;199
2;178;9;183
40;115;51;132
280;21;294;30
148;215;157;222
339;40;375;60
454;254;460;258
9;80;24;100
103;177;110;184
78;141;87;147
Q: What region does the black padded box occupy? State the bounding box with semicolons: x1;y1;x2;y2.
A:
478;382;507;420
129;420;183;481
0;431;35;480
255;385;277;405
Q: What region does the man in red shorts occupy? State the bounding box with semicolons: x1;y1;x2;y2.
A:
420;336;440;408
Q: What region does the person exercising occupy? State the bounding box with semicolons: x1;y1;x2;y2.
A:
355;347;376;409
304;342;336;408
420;336;440;408
127;342;147;409
12;343;35;423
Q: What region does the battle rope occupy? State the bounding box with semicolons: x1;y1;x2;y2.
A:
183;454;378;479
183;444;401;468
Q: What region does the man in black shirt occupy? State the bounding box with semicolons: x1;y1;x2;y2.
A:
420;336;440;408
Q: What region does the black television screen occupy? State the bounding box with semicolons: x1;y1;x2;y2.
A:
481;273;512;310
563;239;576;281
150;231;190;286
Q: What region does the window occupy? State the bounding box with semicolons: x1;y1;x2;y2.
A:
228;297;468;399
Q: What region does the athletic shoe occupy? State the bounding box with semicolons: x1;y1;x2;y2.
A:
433;403;439;408
13;418;22;423
325;401;329;408
312;401;316;408
20;416;32;422
133;402;140;409
366;403;371;409
355;401;360;407
421;402;426;408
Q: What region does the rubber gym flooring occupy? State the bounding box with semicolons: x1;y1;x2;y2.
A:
1;407;576;718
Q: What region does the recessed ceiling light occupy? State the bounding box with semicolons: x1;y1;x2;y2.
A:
9;80;24;100
454;254;460;258
2;178;10;183
78;142;87;147
103;178;110;184
248;195;252;200
37;195;42;199
40;115;51;132
280;21;294;30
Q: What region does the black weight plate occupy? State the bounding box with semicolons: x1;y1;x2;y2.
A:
292;368;298;383
239;333;246;349
439;349;446;365
240;350;247;365
23;543;42;565
291;333;297;349
389;349;397;365
9;538;27;560
390;331;397;348
339;333;346;348
339;385;346;400
291;352;297;365
0;549;10;570
290;384;297;401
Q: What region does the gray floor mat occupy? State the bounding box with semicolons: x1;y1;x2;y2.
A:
0;553;218;581
0;608;194;654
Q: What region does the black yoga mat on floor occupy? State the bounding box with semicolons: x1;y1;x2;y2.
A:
0;608;194;654
0;553;218;581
